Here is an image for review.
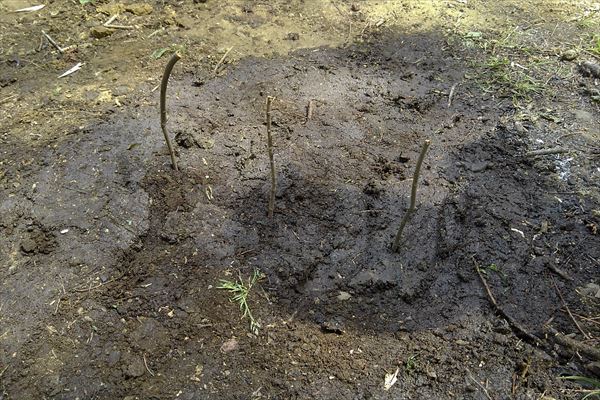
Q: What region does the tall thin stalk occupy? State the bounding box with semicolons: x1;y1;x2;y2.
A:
392;140;431;252
160;53;181;171
266;96;276;219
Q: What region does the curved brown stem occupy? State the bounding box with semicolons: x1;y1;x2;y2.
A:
160;52;181;171
392;139;430;252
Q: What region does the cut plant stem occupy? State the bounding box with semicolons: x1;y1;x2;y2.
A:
266;96;276;219
160;53;181;171
392;140;430;252
214;46;233;75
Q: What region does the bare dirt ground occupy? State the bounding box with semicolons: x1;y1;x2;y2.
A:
1;1;599;399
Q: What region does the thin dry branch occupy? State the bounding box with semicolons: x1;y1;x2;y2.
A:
473;257;544;347
545;326;600;361
214;47;233;75
525;147;569;157
551;277;591;340
42;30;64;53
392;140;430;252
143;354;155;376
160;53;181;171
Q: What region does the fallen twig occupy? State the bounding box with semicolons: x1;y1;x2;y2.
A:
73;276;120;292
143;354;155;376
160;52;181;171
102;14;134;29
572;313;600;327
545;326;600;361
305;99;315;122
468;373;493;400
42;30;64;53
359;21;372;39
547;264;573;281
266;96;276;219
147;28;164;38
473;257;544;347
103;15;118;26
392;140;430;252
447;83;458;108
53;297;61;315
214;47;233;75
551;277;591;339
345;21;352;46
525;147;569;157
0;94;17;104
104;24;135;30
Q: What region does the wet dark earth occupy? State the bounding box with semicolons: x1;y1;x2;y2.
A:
1;33;599;399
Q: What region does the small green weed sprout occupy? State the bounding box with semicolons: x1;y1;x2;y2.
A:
486;263;501;274
405;355;418;375
217;269;262;334
481;263;508;285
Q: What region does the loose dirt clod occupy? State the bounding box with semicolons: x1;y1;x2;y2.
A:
580;61;600;78
160;52;181;171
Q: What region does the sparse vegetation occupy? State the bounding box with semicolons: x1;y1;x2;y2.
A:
455;21;568;105
217;270;263;334
470;52;543;102
481;263;508;285
405;355;418;375
590;36;600;56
